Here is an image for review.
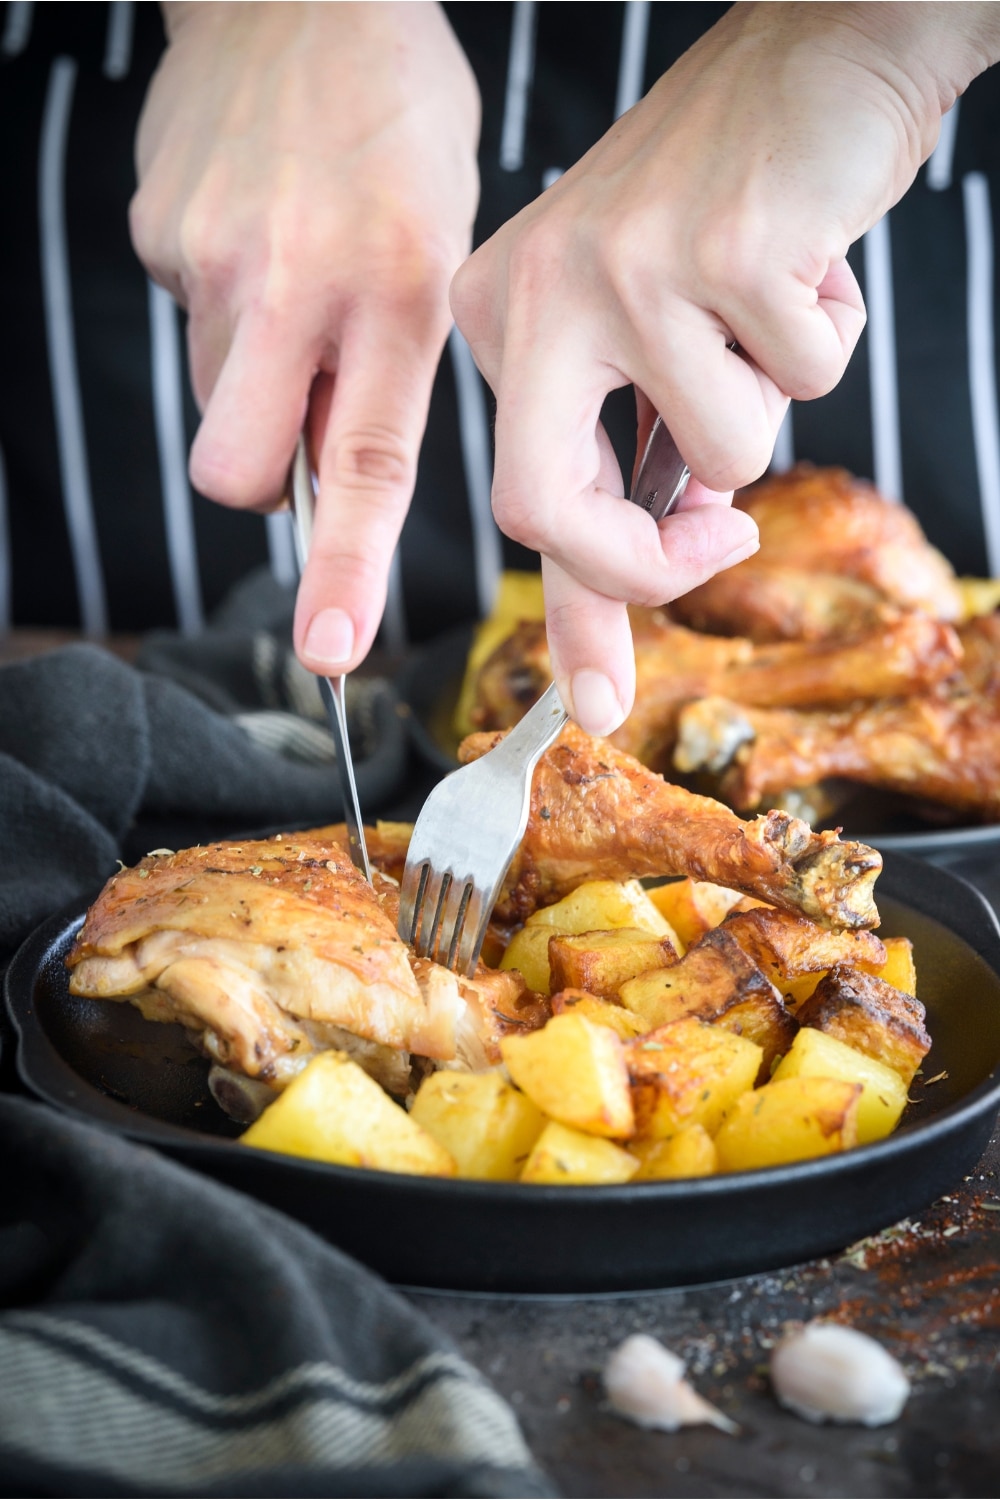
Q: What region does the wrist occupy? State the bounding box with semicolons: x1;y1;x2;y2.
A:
738;2;1000;165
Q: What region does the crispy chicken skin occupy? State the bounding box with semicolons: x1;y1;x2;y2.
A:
675;617;1000;820
678;693;1000;820
672;464;963;639
472;610;960;771
66;834;547;1083
459;723;881;930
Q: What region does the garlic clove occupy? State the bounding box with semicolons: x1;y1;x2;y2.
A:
604;1333;739;1435
770;1321;910;1427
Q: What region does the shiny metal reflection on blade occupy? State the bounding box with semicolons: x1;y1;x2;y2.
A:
288;437;372;882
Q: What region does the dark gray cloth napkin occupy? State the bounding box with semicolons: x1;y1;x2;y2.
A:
0;595;553;1498
0;632;405;960
0;1096;552;1498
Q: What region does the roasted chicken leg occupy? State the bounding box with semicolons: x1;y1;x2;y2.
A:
459;723;881;930
671;464;964;640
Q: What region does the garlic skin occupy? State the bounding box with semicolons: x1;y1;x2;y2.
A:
604;1334;738;1435
771;1322;910;1427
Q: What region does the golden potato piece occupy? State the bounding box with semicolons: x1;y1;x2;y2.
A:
621;928;776;1029
501;1013;635;1138
626;1018;763;1139
503;881;681;994
499;923;556;994
647;878;743;948
863;935;917;996
958;574;1000;621
525;879;680;941
620;928;795;1075
548;927;679;1001
714;1075;861;1172
631;1124;718;1180
721;906;886;981
520;1121;639;1185
772;1027;908;1144
550;989;646;1041
796;965;930;1087
241;1051;456;1176
410;1069;545;1180
781;933;917;1010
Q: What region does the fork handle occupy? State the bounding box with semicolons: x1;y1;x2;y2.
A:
487;681;568;771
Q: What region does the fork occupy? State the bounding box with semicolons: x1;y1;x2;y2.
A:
397;415;692;975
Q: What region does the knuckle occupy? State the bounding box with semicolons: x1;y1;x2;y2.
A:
490;484;552;553
328;428;415;498
504;216;573;303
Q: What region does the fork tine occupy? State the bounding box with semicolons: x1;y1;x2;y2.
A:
435;875;473;969
413;868;450;959
454;884;489;977
397;859;427;948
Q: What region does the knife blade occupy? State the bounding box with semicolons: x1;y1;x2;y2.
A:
287;437;373;882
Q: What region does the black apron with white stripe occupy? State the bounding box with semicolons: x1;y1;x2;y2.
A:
2;1;999;643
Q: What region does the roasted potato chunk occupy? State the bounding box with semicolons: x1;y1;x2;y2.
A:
620;928;795;1075
721;906;886;982
501;1013;635;1137
241;1052;456;1176
548;927;679;1001
631;1124;718;1180
520;1121;639;1185
647;878;742;949
525;879;680;940
796;965;930;1086
410;1069;545;1180
772;1027;908;1143
626;1018;763;1139
501;879;680;993
550;989;646;1040
714;1075;861;1171
864;935;917;996
620;929;775;1028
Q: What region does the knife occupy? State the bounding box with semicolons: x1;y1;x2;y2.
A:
287;437;373;882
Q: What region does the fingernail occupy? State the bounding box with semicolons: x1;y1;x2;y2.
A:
569;670;624;737
303;608;355;667
720;536;760;568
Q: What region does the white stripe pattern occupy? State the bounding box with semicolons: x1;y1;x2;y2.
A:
103;0;134;80
39;56;109;634
0;1317;533;1486
449;326;503;616
499;1;537;172
1;0;32;56
0;445;10;629
615;0;650;118
963;171;1000;574
926;101;961;193
148;281;205;633
862;214;903;501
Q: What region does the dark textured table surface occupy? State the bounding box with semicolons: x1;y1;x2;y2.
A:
409;1131;1000;1497
407;845;1000;1500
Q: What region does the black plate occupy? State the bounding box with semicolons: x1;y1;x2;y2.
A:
395;624;1000;855
7;853;1000;1294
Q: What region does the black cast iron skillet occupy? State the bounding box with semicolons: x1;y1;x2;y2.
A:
6;852;1000;1294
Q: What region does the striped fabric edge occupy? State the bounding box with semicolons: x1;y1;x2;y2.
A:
0;1312;536;1487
